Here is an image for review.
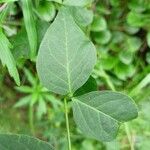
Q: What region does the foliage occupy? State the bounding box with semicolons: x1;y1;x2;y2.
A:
0;134;53;149
0;0;150;149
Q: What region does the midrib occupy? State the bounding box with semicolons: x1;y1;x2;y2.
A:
63;16;72;94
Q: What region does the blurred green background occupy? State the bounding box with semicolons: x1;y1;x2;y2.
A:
0;0;150;149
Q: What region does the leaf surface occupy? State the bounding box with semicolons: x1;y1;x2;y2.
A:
37;7;96;95
72;91;138;141
0;134;53;150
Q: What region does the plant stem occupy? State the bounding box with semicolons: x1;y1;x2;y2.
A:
64;97;72;150
125;123;134;150
94;69;116;91
29;104;35;135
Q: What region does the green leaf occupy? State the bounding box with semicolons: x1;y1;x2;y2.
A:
37;7;96;95
37;97;47;120
119;50;133;65
146;52;150;64
124;25;139;35
0;134;53;150
100;56;118;70
11;21;49;60
93;30;111;45
0;29;20;85
91;16;107;32
14;95;31;108
74;76;97;96
37;20;50;45
72;91;138;141
24;68;36;85
11;28;30;60
36;1;56;22
126;37;142;52
15;86;32;93
127;12;150;27
63;0;94;6
21;0;37;59
146;32;150;48
114;63;135;80
69;6;93;27
128;0;147;13
45;94;63;109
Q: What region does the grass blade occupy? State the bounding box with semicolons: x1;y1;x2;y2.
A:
21;0;37;60
0;28;20;85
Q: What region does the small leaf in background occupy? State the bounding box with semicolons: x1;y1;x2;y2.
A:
119;50;133;65
37;97;47;120
124;24;139;35
36;1;56;22
15;86;33;93
93;30;111;45
11;28;30;60
24;68;37;85
126;37;142;52
14;95;31;108
91;16;107;32
74;76;97;96
0;29;20;85
81;140;95;150
109;0;120;7
146;31;150;48
21;0;37;60
114;62;136;80
127;11;150;27
11;20;50;61
37;7;96;95
0;134;53;150
72;91;138;141
128;0;146;13
44;94;63;109
96;5;111;15
63;0;94;6
37;20;50;45
69;6;93;27
100;56;118;70
111;31;124;44
146;52;150;64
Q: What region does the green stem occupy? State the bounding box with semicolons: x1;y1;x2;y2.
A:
125;123;134;150
29;104;35;135
64;97;72;150
94;69;116;91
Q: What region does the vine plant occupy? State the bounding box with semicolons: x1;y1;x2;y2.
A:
36;6;138;149
0;1;138;150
